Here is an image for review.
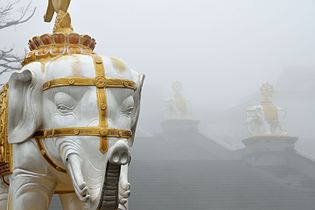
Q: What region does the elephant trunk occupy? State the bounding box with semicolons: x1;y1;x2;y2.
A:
96;140;131;210
59;138;131;210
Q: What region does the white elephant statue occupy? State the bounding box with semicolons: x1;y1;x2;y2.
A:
0;34;144;210
246;104;287;136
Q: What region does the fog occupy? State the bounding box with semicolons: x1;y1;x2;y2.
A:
2;0;315;107
2;0;315;209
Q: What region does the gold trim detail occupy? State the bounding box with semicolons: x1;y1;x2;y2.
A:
35;138;67;173
42;77;137;91
93;55;109;153
33;127;132;174
0;84;12;177
55;190;75;194
33;127;132;139
2;176;9;186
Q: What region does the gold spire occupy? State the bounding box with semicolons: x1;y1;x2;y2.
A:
44;0;73;34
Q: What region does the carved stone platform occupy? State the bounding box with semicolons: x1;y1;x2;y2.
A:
243;135;298;152
242;135;298;167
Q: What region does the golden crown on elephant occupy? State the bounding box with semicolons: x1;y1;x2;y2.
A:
22;0;97;66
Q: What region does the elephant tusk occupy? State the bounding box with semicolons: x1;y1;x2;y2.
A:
66;154;90;202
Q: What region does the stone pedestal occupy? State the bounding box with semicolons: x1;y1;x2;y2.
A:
240;136;315;192
242;135;298;167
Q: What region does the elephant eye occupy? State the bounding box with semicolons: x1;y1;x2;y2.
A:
121;96;135;116
124;106;134;115
57;104;73;114
54;92;76;115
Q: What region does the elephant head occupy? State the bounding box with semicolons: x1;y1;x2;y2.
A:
7;54;144;210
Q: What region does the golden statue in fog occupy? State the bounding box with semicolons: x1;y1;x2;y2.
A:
172;81;189;116
164;81;192;119
44;0;73;33
246;83;287;136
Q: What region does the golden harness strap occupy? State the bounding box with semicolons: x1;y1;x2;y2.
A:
33;55;136;174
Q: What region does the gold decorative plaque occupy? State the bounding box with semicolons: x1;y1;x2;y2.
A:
0;84;12;178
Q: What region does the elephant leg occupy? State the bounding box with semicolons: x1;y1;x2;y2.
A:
0;178;8;210
7;168;56;210
59;193;86;210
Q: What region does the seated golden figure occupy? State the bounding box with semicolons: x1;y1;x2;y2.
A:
44;0;73;34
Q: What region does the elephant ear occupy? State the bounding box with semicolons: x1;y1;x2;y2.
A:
130;74;145;147
8;69;42;144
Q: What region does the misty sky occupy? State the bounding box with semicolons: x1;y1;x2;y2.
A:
1;0;315;111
